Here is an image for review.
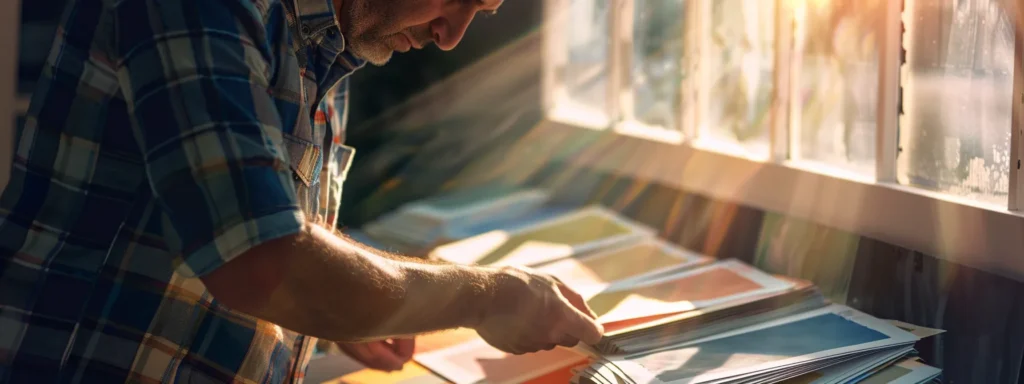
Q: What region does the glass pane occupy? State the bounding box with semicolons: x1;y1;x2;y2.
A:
898;0;1015;204
561;0;611;116
630;0;685;130
704;0;775;156
794;0;884;176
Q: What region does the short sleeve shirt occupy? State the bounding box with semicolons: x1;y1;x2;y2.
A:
0;0;364;382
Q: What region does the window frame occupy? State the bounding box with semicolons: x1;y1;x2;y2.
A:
541;0;1024;281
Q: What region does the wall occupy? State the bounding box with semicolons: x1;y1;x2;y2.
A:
340;0;544;222
346;0;542;124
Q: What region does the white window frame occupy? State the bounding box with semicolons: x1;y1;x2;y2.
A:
541;0;1024;281
0;0;21;191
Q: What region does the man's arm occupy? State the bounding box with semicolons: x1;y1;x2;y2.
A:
111;0;600;352
332;229;444;263
203;223;494;341
204;223;603;352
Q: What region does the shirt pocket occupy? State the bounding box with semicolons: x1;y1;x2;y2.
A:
282;134;322;217
283;135;321;186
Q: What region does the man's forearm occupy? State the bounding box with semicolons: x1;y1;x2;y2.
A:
332;229;444;264
205;223;496;342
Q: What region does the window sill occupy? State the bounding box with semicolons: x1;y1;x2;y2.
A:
535;116;1024;282
613;120;684;145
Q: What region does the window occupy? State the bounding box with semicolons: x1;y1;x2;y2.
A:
624;0;686;132
791;0;884;176
898;0;1016;205
701;0;776;157
551;0;612;126
541;0;1024;270
543;0;1022;206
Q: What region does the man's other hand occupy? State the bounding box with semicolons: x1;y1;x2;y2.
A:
337;338;415;372
475;266;603;355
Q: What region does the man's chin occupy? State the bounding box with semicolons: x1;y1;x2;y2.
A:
348;43;394;66
367;55;393;66
360;50;393;66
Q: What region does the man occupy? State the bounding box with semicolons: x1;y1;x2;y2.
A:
0;0;603;382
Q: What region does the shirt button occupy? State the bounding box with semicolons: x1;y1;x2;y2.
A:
326;29;336;37
300;24;312;35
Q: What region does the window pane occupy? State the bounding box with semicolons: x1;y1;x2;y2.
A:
561;0;611;116
899;0;1015;204
630;0;685;130
793;0;884;176
703;0;775;156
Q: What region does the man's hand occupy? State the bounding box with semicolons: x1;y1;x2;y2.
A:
337;339;415;372
474;266;603;354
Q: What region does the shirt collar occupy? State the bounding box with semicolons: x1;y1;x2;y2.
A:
287;0;368;70
291;0;342;39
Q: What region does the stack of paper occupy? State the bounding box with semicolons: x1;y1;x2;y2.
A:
415;259;821;384
413;239;719;383
573;305;923;384
362;186;550;253
429;205;656;267
593;275;827;356
771;323;944;384
359;198;945;383
414;254;943;384
855;358;941;384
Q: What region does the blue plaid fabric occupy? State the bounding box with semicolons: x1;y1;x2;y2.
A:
0;0;365;382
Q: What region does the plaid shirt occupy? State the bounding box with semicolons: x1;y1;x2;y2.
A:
0;0;364;382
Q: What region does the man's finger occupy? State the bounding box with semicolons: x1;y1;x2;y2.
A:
339;343;383;370
556;334;580;348
556;283;598;319
365;341;407;371
389;338;415;361
562;306;604;345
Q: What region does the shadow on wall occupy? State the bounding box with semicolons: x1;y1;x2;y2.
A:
339;0;544;227
345;0;543;124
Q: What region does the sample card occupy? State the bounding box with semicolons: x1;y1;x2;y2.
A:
777;346;913;384
403;186;549;221
415;338;588;384
444;206;576;241
363;187;550;249
886;320;946;339
587;259;794;324
860;358;942;384
539;238;712;295
606;305;918;384
430;206;655;267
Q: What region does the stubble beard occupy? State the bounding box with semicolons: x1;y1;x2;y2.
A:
343;0;397;66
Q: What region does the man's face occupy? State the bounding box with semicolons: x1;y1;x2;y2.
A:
336;0;504;65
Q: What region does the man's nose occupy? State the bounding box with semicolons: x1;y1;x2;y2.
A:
430;11;474;51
